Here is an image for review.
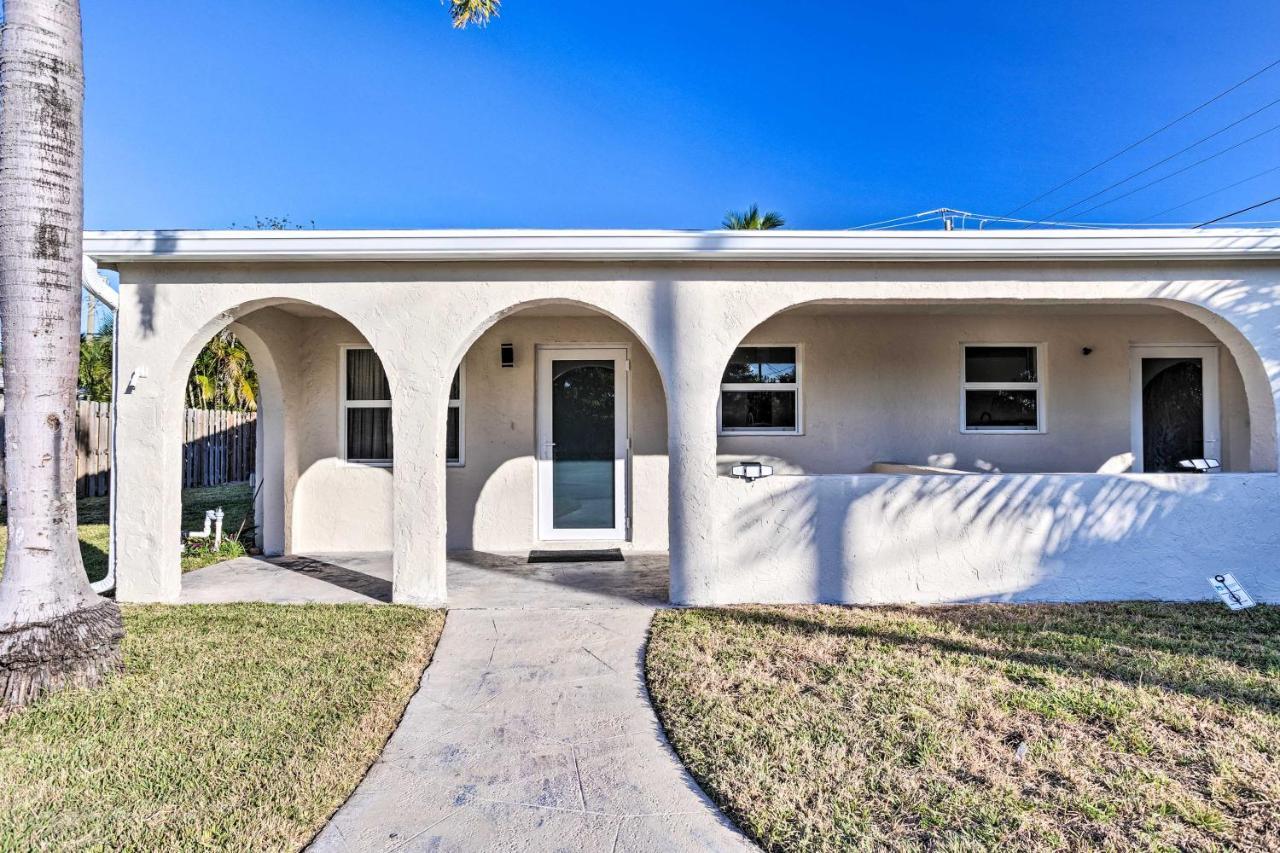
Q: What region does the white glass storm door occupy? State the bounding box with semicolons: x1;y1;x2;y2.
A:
536;347;629;541
1129;345;1220;473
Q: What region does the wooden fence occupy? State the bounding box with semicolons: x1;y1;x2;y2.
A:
0;401;256;499
180;407;257;491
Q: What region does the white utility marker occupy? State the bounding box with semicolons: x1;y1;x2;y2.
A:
1208;573;1256;610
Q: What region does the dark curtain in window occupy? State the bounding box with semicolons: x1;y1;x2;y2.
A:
347;408;393;460
346;350;393;460
347;349;391;401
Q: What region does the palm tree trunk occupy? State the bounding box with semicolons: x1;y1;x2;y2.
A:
0;0;122;710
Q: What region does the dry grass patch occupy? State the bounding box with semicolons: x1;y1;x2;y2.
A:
646;603;1280;852
0;603;443;850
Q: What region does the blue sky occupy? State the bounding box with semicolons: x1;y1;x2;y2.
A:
84;1;1280;230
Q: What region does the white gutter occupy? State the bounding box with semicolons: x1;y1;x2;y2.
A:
83;255;119;595
83;227;1280;264
81;255;118;310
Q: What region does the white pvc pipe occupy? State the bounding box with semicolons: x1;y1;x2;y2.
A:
89;255;119;595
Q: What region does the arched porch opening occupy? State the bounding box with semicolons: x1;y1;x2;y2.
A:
441;299;671;606
170;299;398;601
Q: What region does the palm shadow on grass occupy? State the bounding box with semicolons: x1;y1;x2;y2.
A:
719;602;1280;713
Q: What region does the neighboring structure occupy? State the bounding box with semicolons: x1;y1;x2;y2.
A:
85;228;1280;606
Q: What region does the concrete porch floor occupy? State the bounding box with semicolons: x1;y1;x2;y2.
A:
179;550;670;608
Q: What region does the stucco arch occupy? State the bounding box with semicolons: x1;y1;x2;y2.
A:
165;294;402;401
715;293;1277;472
440;295;672;554
441;295;671;406
163;296;400;589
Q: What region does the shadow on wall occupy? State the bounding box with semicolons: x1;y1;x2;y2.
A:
718;472;1280;604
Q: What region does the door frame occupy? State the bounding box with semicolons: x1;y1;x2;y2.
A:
1129;344;1220;473
535;344;630;541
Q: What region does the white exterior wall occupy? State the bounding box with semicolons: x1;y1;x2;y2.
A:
446;314;668;552
101;247;1280;606
210;310;670;555
714;473;1280;604
721;310;1252;474
285;316;395;553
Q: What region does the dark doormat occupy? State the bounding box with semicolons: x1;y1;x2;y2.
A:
528;548;625;564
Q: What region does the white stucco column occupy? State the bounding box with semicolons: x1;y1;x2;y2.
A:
667;388;721;604
112;362;182;603
227;320;286;556
663;282;732;605
389;372;449;607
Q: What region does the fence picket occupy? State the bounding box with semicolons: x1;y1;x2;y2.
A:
0;403;255;499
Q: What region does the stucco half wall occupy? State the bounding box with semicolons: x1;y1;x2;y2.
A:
715;473;1280;604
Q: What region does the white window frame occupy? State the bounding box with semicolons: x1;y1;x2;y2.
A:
447;363;465;467
718;343;804;436
339;344;393;466
959;342;1046;435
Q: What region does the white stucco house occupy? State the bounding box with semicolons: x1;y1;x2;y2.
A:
84;228;1280;607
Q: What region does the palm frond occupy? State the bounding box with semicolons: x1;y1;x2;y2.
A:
192;374;215;407
449;0;501;28
723;203;785;230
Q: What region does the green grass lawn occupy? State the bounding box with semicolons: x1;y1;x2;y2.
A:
647;603;1280;852
0;603;443;850
0;482;256;580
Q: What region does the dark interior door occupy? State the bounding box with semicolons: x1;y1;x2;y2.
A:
1141;357;1204;472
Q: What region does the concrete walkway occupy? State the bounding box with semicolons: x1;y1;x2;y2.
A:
188;553;752;850
181;551;670;610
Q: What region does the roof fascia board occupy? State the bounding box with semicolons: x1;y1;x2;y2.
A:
83;228;1280;264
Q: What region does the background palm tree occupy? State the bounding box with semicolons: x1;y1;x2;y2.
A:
723;203;785;230
449;0;501;28
0;0;125;709
186;330;258;412
78;319;114;404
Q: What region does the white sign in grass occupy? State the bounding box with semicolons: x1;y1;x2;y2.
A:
1209;573;1256;610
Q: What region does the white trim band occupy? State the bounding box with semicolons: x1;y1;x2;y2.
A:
84;227;1280;264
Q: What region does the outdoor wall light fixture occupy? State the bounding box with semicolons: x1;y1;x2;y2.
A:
500;343;515;368
731;461;774;482
125;365;148;393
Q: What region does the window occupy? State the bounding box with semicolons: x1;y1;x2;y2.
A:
719;345;802;434
961;344;1044;433
447;365;464;466
341;349;464;465
341;347;393;463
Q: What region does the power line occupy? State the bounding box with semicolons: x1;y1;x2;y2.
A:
1028;94;1280;225
1002;56;1280;217
845;206;1280;231
1140;164;1280;221
1198;193;1280;226
1062;118;1280;220
846;209;949;230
